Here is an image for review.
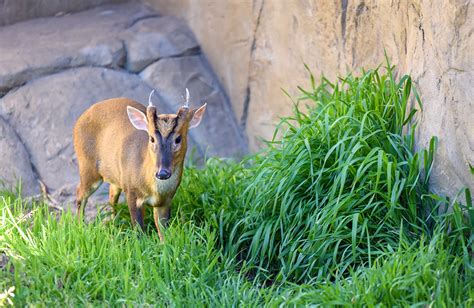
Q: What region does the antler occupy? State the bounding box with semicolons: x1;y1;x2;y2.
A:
177;88;191;119
148;89;155;107
183;88;190;109
146;89;158;123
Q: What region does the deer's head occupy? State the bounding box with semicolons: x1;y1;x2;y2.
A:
126;89;206;180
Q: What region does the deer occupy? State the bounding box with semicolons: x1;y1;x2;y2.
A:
73;89;206;241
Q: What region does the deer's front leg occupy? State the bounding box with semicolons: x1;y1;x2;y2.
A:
126;192;145;231
153;201;171;242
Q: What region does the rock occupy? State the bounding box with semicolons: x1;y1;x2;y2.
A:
0;117;39;195
123;16;200;72
140;55;247;157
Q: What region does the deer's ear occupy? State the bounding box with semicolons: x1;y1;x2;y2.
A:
189;103;206;129
127;106;148;131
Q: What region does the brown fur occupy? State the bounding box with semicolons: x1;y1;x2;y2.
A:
73;97;202;241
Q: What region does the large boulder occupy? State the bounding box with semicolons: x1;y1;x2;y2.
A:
123;16;200;72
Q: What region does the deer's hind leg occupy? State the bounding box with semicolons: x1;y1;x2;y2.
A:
76;165;103;222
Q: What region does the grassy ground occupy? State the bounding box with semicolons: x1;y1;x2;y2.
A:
1;62;473;306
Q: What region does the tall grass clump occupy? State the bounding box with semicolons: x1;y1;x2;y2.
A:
226;63;469;283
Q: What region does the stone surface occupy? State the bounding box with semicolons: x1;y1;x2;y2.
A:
145;0;474;199
140;55;246;157
0;3;246;200
123;16;200;72
0;117;39;195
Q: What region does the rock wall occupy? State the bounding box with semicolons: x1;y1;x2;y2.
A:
145;0;473;198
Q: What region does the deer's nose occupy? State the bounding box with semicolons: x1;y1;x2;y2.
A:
156;169;171;180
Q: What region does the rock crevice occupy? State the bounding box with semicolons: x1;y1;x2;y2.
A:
241;0;265;131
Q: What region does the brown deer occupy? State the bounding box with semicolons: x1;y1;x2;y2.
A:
73;89;206;241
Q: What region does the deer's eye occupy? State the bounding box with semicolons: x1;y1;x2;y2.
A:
149;136;155;143
175;136;182;144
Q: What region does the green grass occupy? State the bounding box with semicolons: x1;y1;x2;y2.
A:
1;61;473;306
1;199;267;306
